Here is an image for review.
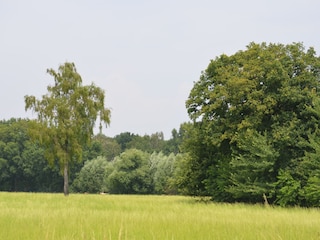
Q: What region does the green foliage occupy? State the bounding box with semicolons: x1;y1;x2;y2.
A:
163;128;183;154
176;122;232;200
82;134;121;162
24;62;111;195
303;176;320;207
114;131;166;153
3;42;320;207
93;134;121;160
105;149;153;194
114;132;136;152
0;119;62;192
273;128;320;207
71;156;109;193
176;123;210;196
169;153;195;195
228;130;278;202
184;42;320;206
295;129;320;207
274;170;301;207
149;152;178;194
0;118;184;194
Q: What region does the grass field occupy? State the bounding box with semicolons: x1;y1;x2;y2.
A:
0;192;319;240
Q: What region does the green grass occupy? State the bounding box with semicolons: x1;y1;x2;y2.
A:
0;192;319;239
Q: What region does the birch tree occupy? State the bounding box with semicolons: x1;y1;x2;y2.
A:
25;62;110;195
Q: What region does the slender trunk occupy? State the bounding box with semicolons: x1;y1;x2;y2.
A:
63;162;69;196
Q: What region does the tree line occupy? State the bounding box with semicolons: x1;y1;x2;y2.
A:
1;42;320;207
0;118;185;194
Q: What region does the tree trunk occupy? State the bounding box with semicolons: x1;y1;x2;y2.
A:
63;162;69;196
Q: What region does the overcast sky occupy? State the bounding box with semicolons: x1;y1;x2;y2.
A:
1;0;319;139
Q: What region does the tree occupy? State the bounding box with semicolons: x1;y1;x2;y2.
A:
71;156;109;193
185;42;320;205
177;122;216;197
92;134;121;161
149;152;177;194
114;132;136;152
105;149;153;194
25;62;111;196
114;131;167;153
228;129;278;202
163;128;182;154
0;119;62;192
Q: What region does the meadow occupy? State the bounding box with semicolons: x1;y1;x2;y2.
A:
0;192;319;240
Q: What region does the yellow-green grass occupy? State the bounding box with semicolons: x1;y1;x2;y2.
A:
0;192;319;240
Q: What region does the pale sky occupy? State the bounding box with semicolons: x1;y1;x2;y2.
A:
1;0;319;139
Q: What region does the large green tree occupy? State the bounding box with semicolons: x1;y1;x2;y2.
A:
25;62;111;195
185;42;320;205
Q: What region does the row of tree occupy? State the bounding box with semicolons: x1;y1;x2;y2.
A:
2;42;320;207
0;119;62;192
72;150;184;195
0;118;183;194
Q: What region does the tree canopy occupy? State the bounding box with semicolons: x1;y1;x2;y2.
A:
0;118;62;192
25;62;111;195
105;149;153;194
184;42;320;206
0;118;184;195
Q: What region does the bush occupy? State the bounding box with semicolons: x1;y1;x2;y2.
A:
71;156;109;193
105;149;153;194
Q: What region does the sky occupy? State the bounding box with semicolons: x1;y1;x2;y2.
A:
1;0;319;139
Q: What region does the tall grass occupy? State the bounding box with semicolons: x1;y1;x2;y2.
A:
0;192;319;239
